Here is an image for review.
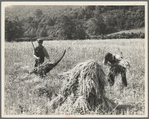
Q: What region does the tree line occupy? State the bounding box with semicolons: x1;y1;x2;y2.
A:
5;6;145;41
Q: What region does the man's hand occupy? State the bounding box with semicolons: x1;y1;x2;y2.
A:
33;54;40;60
36;57;40;60
103;60;112;67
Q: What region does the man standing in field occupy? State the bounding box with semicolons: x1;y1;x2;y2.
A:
34;38;49;67
103;52;128;87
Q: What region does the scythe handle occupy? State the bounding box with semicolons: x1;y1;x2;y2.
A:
31;41;35;51
30;36;35;51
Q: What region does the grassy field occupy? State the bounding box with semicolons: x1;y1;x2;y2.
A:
4;39;146;116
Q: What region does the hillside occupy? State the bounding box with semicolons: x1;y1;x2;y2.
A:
5;5;145;41
107;28;145;36
5;5;81;20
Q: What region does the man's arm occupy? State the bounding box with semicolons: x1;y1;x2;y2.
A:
103;59;112;66
33;49;40;60
33;54;40;60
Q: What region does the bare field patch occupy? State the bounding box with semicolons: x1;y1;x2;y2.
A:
4;39;146;116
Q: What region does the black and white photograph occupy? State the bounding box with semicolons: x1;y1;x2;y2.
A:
1;1;148;117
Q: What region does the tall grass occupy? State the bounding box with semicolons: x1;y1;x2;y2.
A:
4;39;146;116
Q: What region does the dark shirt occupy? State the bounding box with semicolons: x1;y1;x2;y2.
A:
34;46;45;67
34;46;45;58
34;45;49;67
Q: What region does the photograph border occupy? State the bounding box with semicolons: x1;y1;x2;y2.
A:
1;1;148;118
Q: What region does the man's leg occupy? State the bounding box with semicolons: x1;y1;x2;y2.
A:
121;70;127;87
108;70;115;86
35;59;39;67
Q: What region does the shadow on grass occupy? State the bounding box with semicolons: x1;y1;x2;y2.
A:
112;104;135;115
116;104;134;110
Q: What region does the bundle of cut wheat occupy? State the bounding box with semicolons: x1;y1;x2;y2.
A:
49;60;116;114
61;60;106;98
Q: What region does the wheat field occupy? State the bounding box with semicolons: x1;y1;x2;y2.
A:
3;39;147;117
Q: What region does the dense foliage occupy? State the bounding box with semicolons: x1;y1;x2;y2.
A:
5;5;145;41
5;17;24;42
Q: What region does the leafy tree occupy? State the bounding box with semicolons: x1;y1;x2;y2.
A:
5;19;24;41
95;6;102;14
105;16;117;28
106;26;117;34
84;17;106;35
85;9;94;20
30;20;39;29
27;17;34;23
43;18;54;26
73;21;87;39
125;18;133;30
69;11;78;19
29;28;36;37
77;9;86;19
39;27;47;37
33;9;43;18
55;15;74;39
85;6;96;11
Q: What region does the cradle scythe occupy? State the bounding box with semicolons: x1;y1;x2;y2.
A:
29;49;66;77
30;37;35;51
